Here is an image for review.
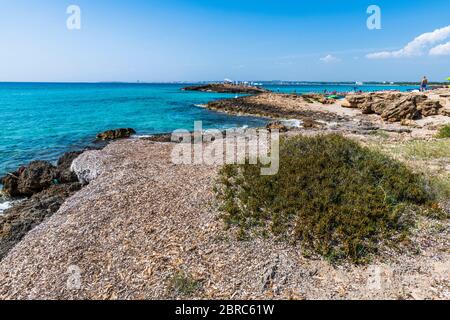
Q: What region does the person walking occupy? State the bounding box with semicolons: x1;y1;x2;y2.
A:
420;76;428;92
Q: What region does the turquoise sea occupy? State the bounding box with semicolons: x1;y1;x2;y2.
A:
0;82;418;179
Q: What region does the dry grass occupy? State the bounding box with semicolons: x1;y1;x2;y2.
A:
367;138;450;202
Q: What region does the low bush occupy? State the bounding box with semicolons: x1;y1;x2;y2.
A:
436;124;450;139
216;134;435;263
169;271;201;296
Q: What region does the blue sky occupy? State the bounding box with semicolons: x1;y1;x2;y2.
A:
0;0;449;82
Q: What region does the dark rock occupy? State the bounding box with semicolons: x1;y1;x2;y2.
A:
56;151;83;183
302;118;323;128
206;95;344;123
1;152;83;197
96;128;136;141
183;83;268;94
140;133;173;143
266;121;289;132
1;173;20;198
0;182;81;260
14;161;57;197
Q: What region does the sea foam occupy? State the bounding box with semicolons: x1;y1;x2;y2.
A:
0;201;13;214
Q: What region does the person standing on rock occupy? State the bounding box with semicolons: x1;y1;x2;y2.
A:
420;76;428;92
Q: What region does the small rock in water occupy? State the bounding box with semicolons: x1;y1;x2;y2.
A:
0;161;57;197
266;121;289;132
266;119;311;132
96;128;136;141
0;150;84;198
16;161;57;196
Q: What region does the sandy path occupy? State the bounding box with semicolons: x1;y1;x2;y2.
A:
0;138;448;300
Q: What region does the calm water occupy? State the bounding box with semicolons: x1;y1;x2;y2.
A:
0;83;267;178
0;82;417;179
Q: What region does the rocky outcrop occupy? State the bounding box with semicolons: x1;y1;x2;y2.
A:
342;92;444;122
96;128;136;141
56;151;83;183
0;151;83;198
416;99;443;117
441;108;450;117
266;121;289;132
301;94;336;105
183;83;268;94
0;150;85;260
343;92;404;114
141;133;174;143
206;93;346;123
436;91;450;116
0;182;81;260
381;96;422;122
70;150;107;185
1;161;57;197
1;175;19;198
16;161;57;196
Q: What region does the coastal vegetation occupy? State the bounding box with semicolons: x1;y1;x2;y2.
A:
436;124;450;138
368;137;450;202
387;138;450;160
169;271;202;297
216;134;438;264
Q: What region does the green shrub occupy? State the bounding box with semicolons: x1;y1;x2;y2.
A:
169;271;201;296
436;125;450;139
216;134;435;263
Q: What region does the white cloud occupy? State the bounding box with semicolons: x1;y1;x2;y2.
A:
429;41;450;56
320;54;340;63
366;25;450;59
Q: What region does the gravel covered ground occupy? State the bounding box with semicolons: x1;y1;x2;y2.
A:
0;137;448;300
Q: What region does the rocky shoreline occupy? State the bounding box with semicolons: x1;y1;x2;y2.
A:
0;152;83;260
183;83;268;94
206;93;341;123
0;90;449;299
0;128;142;260
342;90;450;121
206;89;450;122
